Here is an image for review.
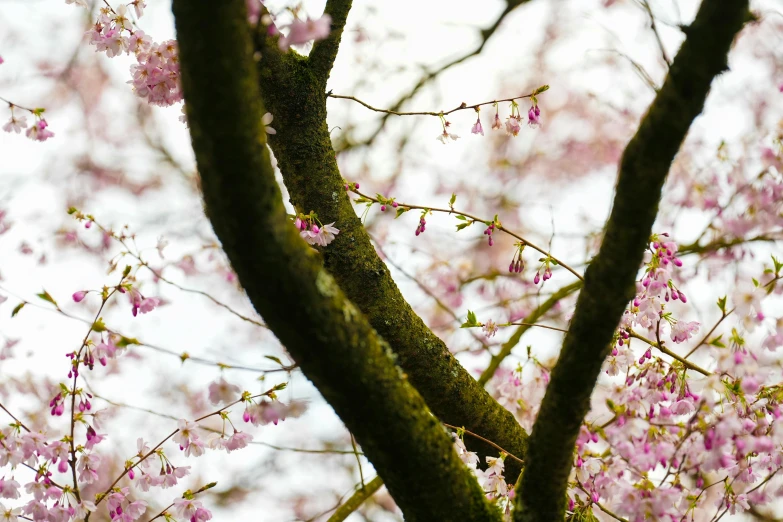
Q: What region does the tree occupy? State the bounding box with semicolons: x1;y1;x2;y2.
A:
0;0;781;521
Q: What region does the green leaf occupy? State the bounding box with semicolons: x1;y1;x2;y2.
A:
92;317;107;332
36;290;57;306
461;310;479;328
455;215;467;221
395;207;409;219
123;265;132;278
717;296;727;313
264;355;284;366
455;222;471;231
116;336;140;348
67;207;79;215
449;193;457;207
11;302;25;317
708;334;725;348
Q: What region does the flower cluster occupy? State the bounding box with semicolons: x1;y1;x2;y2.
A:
452;434;515;520
2;105;54;142
294;212;339;247
76;3;182;109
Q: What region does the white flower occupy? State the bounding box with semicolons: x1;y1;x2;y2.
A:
2;115;27;134
173;420;199;448
436;131;460;144
262;112;276;135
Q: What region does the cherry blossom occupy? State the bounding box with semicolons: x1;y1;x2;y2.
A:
208;377;241;405
278;15;332;51
2;115;26;134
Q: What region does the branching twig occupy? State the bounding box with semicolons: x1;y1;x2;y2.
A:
350;188;583;281
328;89;542;118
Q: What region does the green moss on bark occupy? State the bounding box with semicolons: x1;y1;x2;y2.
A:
253;29;529;483
514;1;751;520
171;2;500;520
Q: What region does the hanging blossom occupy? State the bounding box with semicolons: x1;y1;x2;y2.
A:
451;434;514;519
505;101;522;137
2;105;53;142
294;212;339;247
471;108;484;136
437;114;460;144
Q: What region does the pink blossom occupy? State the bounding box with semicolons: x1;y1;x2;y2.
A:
208;377;241;405
2;115;27;134
225;431;253;452
72;290;87;302
24;119;54;142
0;478;20;499
491;112;502;130
278;15;332;51
482;319;498;338
505;116;521;136
173;420;199;449
76;452;101;484
527;105;541;127
670;320;699;343
173;498;201;520
130;0;146;18
471;117;484;136
184;437;205;457
300;222;339;247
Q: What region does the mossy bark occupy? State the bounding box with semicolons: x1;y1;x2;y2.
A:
253;15;529;482
513;1;751;520
171;2;500;520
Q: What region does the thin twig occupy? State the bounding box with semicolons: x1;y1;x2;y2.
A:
684;308;733;359
328;89;541;118
442;423;524;464
628;330;712;376
350;188;584;281
504;322;568;333
0;402;31;432
641;0;671;67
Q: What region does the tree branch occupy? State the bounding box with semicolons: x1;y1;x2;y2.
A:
514;1;752;520
171;2;500;520
309;0;353;85
326;476;384;522
336;0;535;150
257;31;529;483
478;281;582;386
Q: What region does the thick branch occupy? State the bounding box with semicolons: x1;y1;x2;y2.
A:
309;0;353;85
257;38;529;482
171;3;499;520
514;1;751;520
